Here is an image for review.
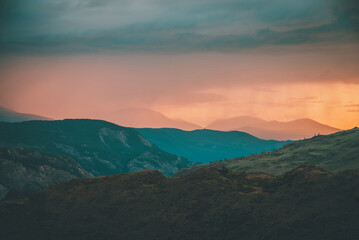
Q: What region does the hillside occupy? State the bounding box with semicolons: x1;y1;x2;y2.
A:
0;119;192;176
0;145;92;200
0;106;51;122
207;116;340;140
137;128;290;163
176;127;359;176
1;166;358;240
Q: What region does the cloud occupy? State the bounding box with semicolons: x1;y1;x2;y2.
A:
0;0;358;55
345;104;359;112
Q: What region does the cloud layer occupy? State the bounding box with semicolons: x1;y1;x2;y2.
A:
1;0;358;54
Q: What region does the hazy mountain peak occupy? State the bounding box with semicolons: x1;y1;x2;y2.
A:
207;115;340;140
0;106;51;122
110;108;201;130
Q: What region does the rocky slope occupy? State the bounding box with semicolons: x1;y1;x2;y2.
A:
0;166;358;240
137;128;290;163
0;119;192;176
176;127;359;176
0;145;92;200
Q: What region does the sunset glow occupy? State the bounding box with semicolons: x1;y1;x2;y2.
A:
1;0;358;130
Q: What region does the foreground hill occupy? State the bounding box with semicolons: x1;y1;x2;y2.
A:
0;119;192;176
0;106;51;122
207;116;340;140
177;127;359;176
137;128;290;163
1;166;358;240
0;146;92;200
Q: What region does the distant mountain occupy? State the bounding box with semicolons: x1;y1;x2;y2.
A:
207;116;267;130
0;119;193;176
176;127;359;176
1;166;358;240
110;108;201;130
207;116;340;140
0;106;51;122
137;128;291;163
0;145;92;200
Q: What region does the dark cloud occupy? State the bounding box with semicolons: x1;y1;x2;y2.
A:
0;0;358;55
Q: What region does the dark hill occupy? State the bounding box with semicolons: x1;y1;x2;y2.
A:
137;128;290;163
176;127;359;176
1;166;358;240
0;119;192;176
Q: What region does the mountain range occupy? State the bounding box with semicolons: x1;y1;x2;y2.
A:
0;119;193;177
206;116;340;140
0;106;51;122
137;128;290;163
1;166;358;240
177;127;359;176
0;107;342;141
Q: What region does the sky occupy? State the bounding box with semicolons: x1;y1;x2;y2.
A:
0;0;358;129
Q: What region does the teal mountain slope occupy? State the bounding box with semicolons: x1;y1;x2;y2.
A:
0;119;192;176
137;128;291;163
176;127;359;176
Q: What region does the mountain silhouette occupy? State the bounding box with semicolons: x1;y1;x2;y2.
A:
137;128;290;163
109;108;201;130
0;106;51;122
207;116;340;140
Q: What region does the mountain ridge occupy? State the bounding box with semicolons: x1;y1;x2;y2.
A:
137;127;291;163
0;119;193;176
206;116;341;140
0;106;51;122
109;108;201;130
176;127;359;177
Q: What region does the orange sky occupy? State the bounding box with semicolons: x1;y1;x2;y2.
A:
0;45;358;130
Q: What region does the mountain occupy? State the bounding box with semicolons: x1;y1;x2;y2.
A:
176;127;359;177
0;106;51;122
109;108;201;130
0;145;92;200
207;116;267;130
0;119;193;176
207;116;340;140
1;166;358;240
137;128;291;163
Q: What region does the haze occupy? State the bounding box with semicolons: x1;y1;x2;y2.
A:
0;0;358;130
